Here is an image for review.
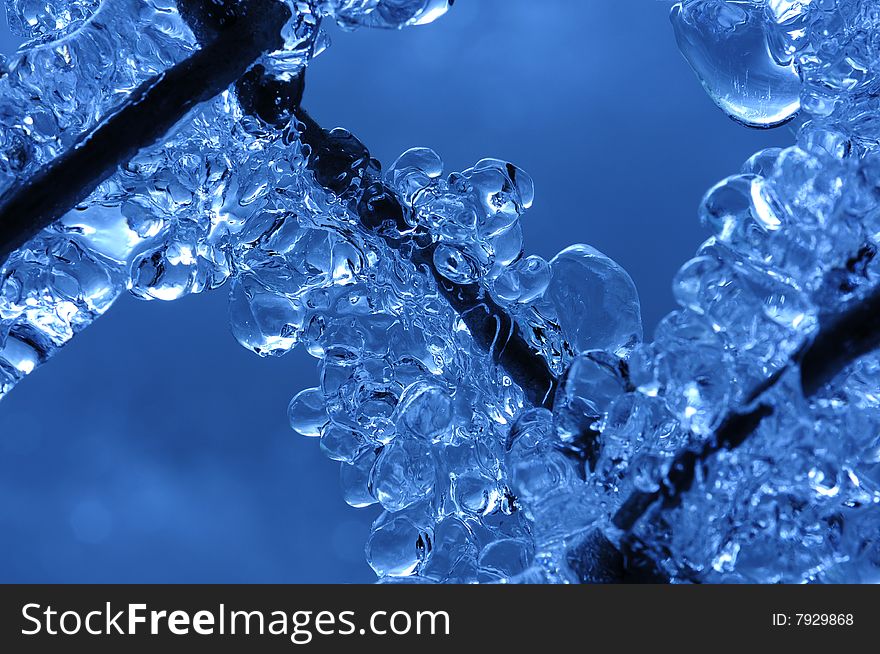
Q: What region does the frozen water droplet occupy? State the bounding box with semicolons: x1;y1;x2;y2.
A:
328;0;452;29
545;244;642;356
433;243;480;284
494;255;550;304
461;158;534;239
396;380;453;440
506;408;576;504
671;0;801;127
699;174;782;245
129;241;198;302
478;538;533;581
371;440;435;511
288;387;329;437
320;425;368;464
386;147;443;203
230;274;304;356
341;449;380;508
555;350;628;441
366;511;432;577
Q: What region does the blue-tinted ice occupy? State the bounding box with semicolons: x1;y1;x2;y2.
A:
2;0;880;583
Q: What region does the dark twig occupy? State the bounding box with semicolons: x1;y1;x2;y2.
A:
800;284;880;397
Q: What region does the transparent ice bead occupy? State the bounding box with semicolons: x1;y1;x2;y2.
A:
341;448;380;508
322;0;451;29
371;439;435;511
554;350;628;442
459;158;534;240
493;255;550;304
671;0;802;127
394;380;453;441
506;408;577;505
544;244;642;356
366;508;433;578
288;387;329;437
433;243;483;284
229;274;305;356
385;147;443;205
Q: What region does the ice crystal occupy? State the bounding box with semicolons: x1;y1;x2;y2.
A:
2;0;880;583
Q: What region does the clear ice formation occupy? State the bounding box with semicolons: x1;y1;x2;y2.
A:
672;0;803;127
2;0;880;583
3;0;101;42
673;0;880;133
316;0;451;29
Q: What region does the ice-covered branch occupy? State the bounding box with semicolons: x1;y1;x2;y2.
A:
613;280;880;533
561;270;880;584
0;0;559;408
227;14;562;407
4;0;877;584
0;0;291;265
289;89;560;409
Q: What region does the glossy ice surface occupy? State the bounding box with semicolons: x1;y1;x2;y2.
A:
2;0;880;583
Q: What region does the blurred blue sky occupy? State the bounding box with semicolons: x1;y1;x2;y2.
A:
0;0;792;582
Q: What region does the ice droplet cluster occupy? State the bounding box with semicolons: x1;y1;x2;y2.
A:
3;0;100;42
673;0;880;134
2;0;880;583
513;1;880;583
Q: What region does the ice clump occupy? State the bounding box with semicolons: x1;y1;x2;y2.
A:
2;0;880;586
672;0;803;127
317;0;451;29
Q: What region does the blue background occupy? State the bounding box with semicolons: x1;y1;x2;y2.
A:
0;0;792;582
